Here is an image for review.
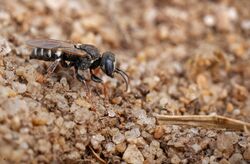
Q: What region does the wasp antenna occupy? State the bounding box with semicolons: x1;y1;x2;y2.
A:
115;68;129;91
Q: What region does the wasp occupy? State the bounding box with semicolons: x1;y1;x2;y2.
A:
26;39;129;91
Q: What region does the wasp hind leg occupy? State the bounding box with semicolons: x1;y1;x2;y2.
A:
46;58;61;77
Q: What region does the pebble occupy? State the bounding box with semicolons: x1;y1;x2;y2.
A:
67;151;81;160
32;113;49;126
203;15;215;27
125;128;141;142
108;109;116;118
91;134;105;150
123;144;144;164
111;96;122;105
75;142;86;151
74;98;92;109
2;98;28;116
191;143;202;154
105;142;116;153
73;107;93;124
217;132;239;158
11;82;27;94
116;142;127;153
0;86;17;98
228;153;243;164
37;139;51;153
215;5;234;32
113;132;125;144
154;126;164;139
0;37;11;56
171;154;181;164
241;20;250;30
243;146;250;160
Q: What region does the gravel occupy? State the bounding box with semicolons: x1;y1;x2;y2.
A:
0;0;250;163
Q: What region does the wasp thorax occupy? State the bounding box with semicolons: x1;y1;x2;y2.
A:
101;52;116;77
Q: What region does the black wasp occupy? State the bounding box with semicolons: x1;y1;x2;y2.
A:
26;39;129;91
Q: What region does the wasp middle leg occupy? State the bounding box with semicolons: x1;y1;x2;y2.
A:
74;66;89;92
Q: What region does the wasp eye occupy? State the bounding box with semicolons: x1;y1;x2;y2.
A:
101;52;115;77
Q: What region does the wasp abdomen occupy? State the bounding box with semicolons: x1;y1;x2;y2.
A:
30;48;62;61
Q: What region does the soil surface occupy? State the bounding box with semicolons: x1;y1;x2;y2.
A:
0;0;250;163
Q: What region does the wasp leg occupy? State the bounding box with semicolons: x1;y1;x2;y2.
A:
74;67;89;92
90;69;103;83
46;58;61;77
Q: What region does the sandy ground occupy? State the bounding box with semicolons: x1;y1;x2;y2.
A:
0;0;250;163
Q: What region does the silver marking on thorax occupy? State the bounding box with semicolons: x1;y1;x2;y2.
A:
75;44;81;49
55;51;62;57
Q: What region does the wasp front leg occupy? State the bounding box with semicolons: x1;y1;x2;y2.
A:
90;69;103;83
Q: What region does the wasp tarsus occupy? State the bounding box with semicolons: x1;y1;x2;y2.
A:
26;39;129;91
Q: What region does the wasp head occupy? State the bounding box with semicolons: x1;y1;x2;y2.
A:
101;51;129;91
101;51;116;77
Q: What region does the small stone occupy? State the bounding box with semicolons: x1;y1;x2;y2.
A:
202;157;209;164
125;128;141;141
228;153;243;164
64;121;75;129
74;107;93;124
219;158;230;164
116;142;127;153
74;98;92;109
241;20;250;30
243;146;250;160
111;96;122;105
215;6;233;32
91;134;105;150
191;143;202;154
37;139;51;153
154;126;164;139
0;37;11;56
203;15;215;27
217;132;239;158
45;0;66;11
75;143;86;151
32;112;52;126
123;144;144;164
67;151;81;160
108;109;116;117
2;98;28;116
105;142;116;153
55;117;64;127
171;154;181;164
226;103;234;113
12;82;27;94
113;132;125;144
0;86;17;98
10;116;21;130
232;109;241;115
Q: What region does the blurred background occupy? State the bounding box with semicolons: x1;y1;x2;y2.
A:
0;0;250;163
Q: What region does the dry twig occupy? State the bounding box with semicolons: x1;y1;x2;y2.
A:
89;146;107;164
155;114;250;133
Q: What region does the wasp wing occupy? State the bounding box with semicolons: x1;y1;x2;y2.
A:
58;47;90;57
26;39;75;49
